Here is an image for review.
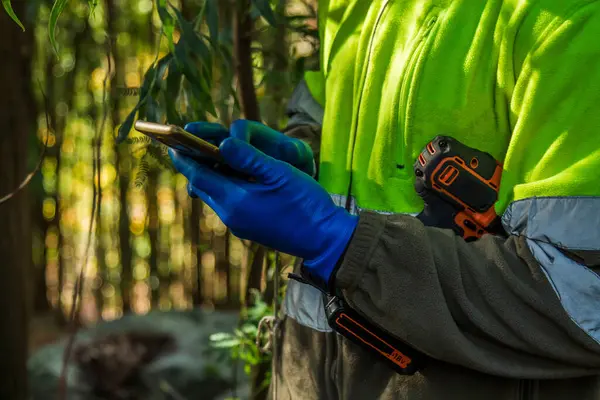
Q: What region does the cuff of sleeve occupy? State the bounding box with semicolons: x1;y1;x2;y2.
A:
335;211;387;291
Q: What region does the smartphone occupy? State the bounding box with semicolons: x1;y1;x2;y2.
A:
134;120;222;162
134;120;251;180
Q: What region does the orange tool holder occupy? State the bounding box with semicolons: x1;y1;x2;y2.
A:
325;296;426;374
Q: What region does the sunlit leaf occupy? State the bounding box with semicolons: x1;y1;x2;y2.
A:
49;0;69;56
2;0;25;31
209;332;235;342
88;0;99;15
241;324;258;336
252;0;277;26
157;0;175;52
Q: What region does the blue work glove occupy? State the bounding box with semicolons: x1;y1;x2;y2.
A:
185;119;316;177
170;137;358;288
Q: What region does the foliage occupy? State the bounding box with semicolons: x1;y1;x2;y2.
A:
3;0;318;396
2;0;98;54
209;289;274;383
123;0;318;188
48;0;70;55
1;0;24;30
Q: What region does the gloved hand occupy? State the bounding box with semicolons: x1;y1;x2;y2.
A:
185;119;316;177
170;137;358;288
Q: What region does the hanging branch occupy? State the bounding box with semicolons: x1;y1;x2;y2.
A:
0;80;50;205
58;35;112;400
234;0;260;121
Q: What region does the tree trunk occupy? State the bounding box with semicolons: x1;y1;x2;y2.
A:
0;1;35;397
234;0;266;311
107;0;133;313
147;171;160;307
263;0;289;129
245;243;265;307
190;199;204;306
117;152;132;312
234;0;260;122
94;151;106;318
34;55;57;315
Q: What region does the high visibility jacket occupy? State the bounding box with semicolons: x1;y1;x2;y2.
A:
276;1;600;399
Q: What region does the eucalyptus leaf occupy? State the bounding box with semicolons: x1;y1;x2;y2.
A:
252;0;277;26
117;55;171;143
117;109;137;144
205;0;219;44
164;63;183;125
174;43;216;117
157;0;175;52
170;4;211;61
155;54;173;85
145;95;161;123
2;0;25;31
49;0;69;56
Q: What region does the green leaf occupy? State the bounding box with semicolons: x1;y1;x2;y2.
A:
49;0;69;56
209;332;235;342
145;95;161;122
174;43;216;117
164;63;183;125
117;108;138;144
2;0;25;31
117;55;171;143
241;324;258;336
157;0;175;52
170;4;211;61
205;0;219;44
88;0;99;16
252;0;277;26
154;54;173;85
211;338;241;349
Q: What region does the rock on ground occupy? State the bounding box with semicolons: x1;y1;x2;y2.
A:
28;309;250;400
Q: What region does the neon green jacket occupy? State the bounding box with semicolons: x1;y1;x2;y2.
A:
278;1;600;399
305;0;600;214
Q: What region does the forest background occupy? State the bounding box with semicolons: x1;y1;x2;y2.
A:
0;0;319;398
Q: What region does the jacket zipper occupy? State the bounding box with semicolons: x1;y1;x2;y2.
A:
345;0;391;209
396;13;439;171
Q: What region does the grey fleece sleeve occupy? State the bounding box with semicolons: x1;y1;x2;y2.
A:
335;212;600;379
283;79;323;170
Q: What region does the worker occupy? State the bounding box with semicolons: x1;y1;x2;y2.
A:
170;1;600;399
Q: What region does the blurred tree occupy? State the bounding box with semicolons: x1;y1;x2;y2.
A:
0;1;35;398
1;0;319;396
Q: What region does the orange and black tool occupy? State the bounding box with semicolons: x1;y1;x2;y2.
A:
413;136;504;241
298;136;505;377
325;296;426;374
